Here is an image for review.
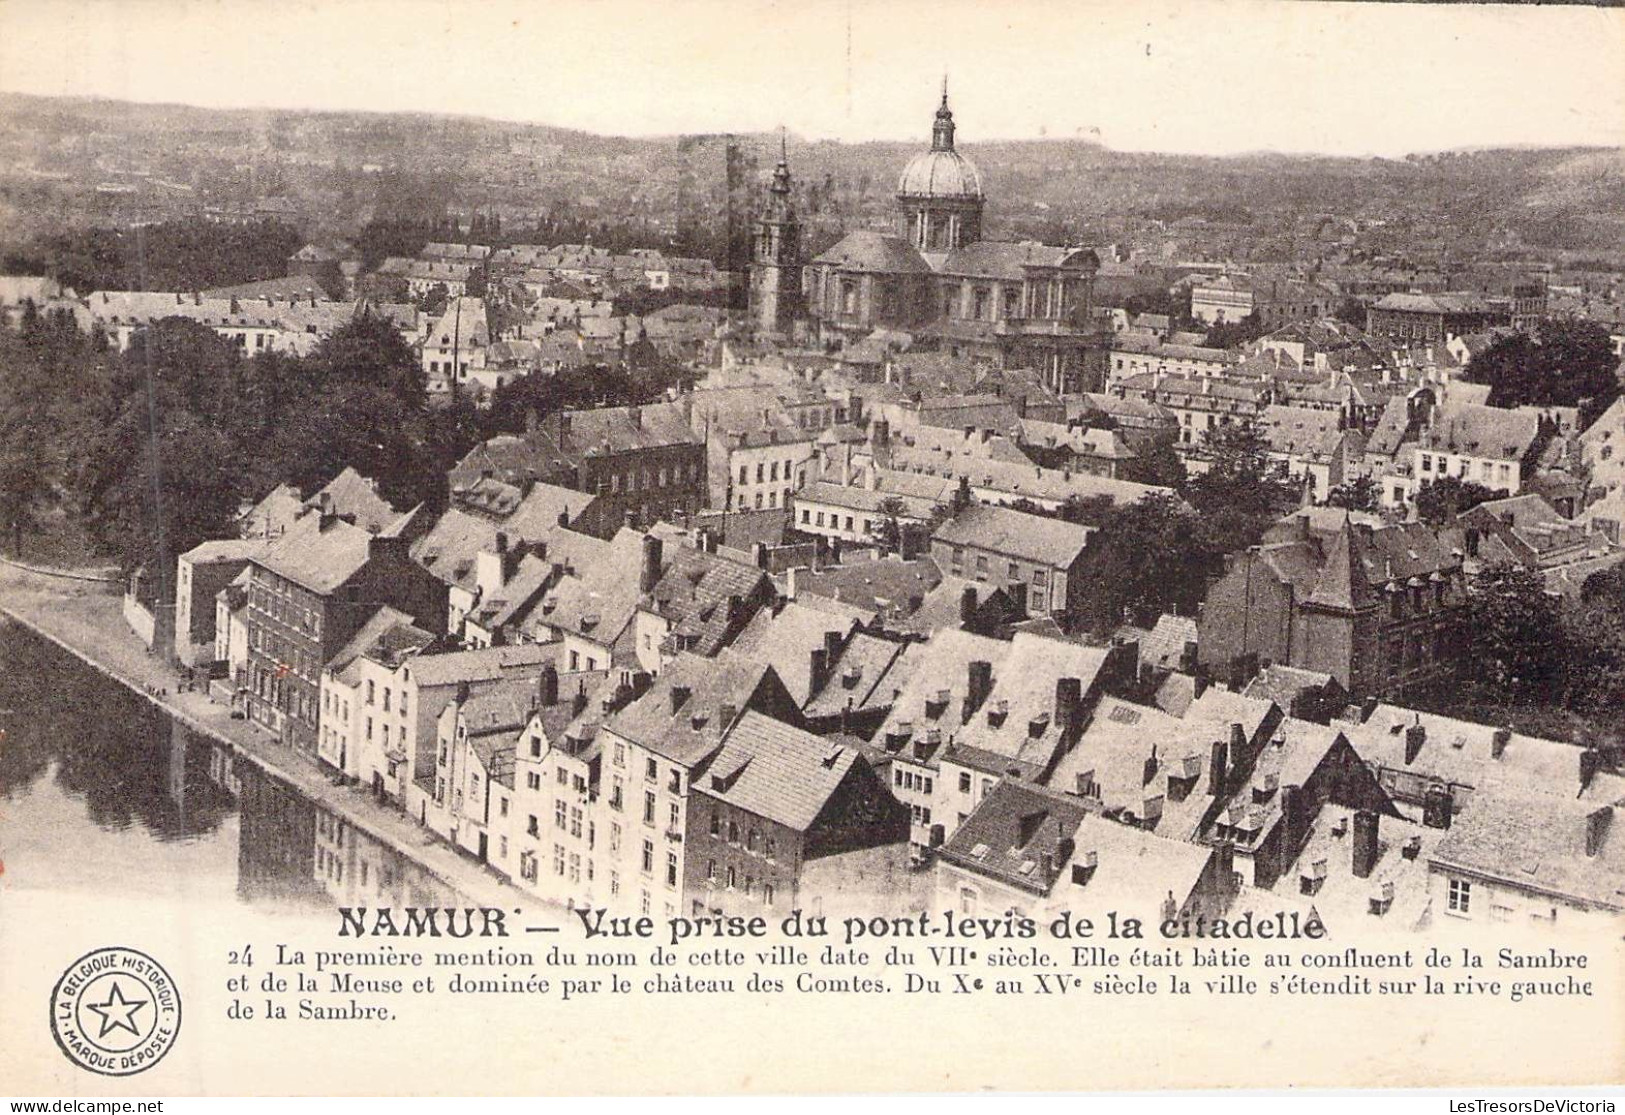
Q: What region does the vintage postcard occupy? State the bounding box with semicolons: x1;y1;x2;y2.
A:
0;0;1622;1098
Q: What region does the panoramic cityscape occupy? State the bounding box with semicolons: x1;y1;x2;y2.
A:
2;9;1625;943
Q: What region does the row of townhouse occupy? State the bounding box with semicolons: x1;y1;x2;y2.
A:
899;635;1624;934
425;649;910;918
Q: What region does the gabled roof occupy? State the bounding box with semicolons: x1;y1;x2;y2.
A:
401;642;560;689
310;467;403;535
603;650;780;767
696;710;869;832
254;513;375;595
937;241;1096;281
811;231;932;275
642;546;773;657
327;606;429;676
936;781;1089;896
1419;402;1541;462
1432;792;1624;911
932;504;1093;568
731;602;858;706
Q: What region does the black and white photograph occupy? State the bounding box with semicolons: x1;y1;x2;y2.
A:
0;0;1621;1099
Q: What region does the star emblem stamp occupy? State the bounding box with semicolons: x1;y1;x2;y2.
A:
49;947;182;1077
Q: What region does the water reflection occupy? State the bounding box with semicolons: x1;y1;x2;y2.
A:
0;621;464;911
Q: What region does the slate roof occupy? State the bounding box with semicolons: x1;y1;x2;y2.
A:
310;467;403;535
937;242;1095;281
565;401;701;455
539;530;653;648
255;514;374;595
1419;403;1541;462
180;538;271;565
731;602;859;705
1265;803;1443;932
946;633;1116;780
790;556;944;622
937;781;1089;897
933;504;1093;568
1259;405;1352;461
696;710;868;832
1139;614;1198;673
812;231;932;275
326;606;427;675
803;634;917;721
402;642;560;689
1017;419;1137;461
1345;704;1624;804
1432;793;1624;911
603;649;779;768
410;508;504;590
643;546;773;657
872;628;1013;769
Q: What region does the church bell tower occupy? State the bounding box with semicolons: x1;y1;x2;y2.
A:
749;135;802;336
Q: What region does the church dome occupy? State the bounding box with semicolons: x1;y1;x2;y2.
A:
897;148;983;200
895;85;983;200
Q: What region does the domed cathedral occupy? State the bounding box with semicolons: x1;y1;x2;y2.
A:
797;83;1109;395
896;82;985;251
747;136;802;337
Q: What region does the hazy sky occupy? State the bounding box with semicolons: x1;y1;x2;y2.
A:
1;0;1622;157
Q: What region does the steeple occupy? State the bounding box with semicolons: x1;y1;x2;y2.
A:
748;128;801;335
932;75;956;151
764;128;795;223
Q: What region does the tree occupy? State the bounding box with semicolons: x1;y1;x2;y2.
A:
1119;439;1187;489
1072;493;1221;633
1463;563;1566;705
1202;313;1267;349
0;448;47;557
310;312;427;411
1183;425;1296;556
870;497;907;555
1464;319;1620;425
1414;476;1498;525
1331;296;1367;327
1324;476;1380;512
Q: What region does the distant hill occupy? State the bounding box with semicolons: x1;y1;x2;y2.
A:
1;91;1622;258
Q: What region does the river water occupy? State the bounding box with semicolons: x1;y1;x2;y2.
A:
0;620;464;912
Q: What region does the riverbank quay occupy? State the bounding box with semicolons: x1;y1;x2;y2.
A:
0;563;558;922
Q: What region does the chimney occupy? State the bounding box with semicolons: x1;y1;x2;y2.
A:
1579;748;1603;793
965;660;993;718
1054;676;1082;735
1491;726;1511;760
571;683;588;718
537;662;559;707
1585;807;1612;858
1230;721;1247;754
1404;722;1426;765
1423;783;1454;829
455;681;471;705
670;684;691;715
824;628;843;664
1276;784;1303;881
809;647;830;694
628;405;642;429
959;585;978;626
1212;840;1237;897
1209;738;1229;796
718;702;738;730
1351;809;1380;879
639;534;663;594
